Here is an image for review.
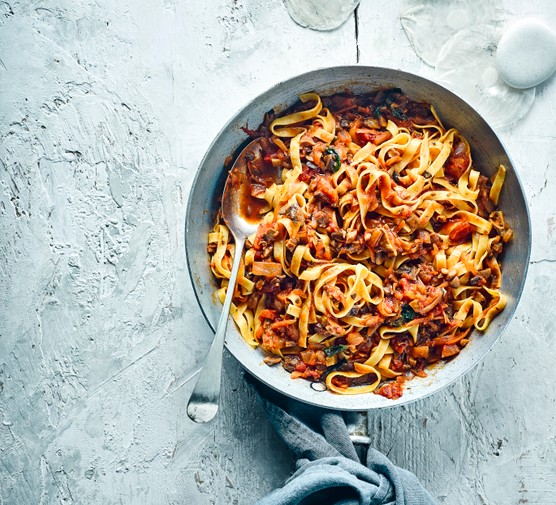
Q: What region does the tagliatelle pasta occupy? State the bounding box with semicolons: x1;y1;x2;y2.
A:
208;89;512;399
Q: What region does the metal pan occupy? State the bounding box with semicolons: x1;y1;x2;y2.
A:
185;66;530;411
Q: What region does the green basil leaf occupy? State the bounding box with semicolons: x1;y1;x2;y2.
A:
391;107;407;120
322;358;348;379
324;344;347;357
401;304;417;322
324;147;341;172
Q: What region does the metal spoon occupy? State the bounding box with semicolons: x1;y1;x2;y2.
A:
187;138;267;423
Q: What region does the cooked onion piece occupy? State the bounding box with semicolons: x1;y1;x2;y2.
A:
435;25;535;128
283;0;360;31
400;0;502;66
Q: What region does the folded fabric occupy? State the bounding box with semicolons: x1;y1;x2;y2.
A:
249;378;436;505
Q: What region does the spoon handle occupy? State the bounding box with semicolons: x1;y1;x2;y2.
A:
187;236;246;423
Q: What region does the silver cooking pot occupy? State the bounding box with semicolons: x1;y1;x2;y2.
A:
185;66;530;411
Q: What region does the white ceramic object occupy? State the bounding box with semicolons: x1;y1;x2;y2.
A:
435;25;535;128
496;18;556;89
186;66;531;411
283;0;360;31
400;0;502;65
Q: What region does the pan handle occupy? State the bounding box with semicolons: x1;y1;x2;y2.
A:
345;411;370;461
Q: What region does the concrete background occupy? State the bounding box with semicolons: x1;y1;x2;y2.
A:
1;0;555;503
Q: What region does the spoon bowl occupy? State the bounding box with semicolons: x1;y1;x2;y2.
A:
222;138;268;235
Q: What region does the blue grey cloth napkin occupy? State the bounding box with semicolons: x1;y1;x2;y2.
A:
250;379;436;505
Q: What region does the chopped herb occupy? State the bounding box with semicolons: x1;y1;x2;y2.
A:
324;344;347;357
374;107;382;118
423;171;432;179
401;303;417;322
324;147;341;172
390;304;417;327
391;107;407;120
392;171;400;184
322;358;348;379
379;88;403;107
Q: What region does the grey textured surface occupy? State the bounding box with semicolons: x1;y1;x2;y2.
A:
1;0;555;504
